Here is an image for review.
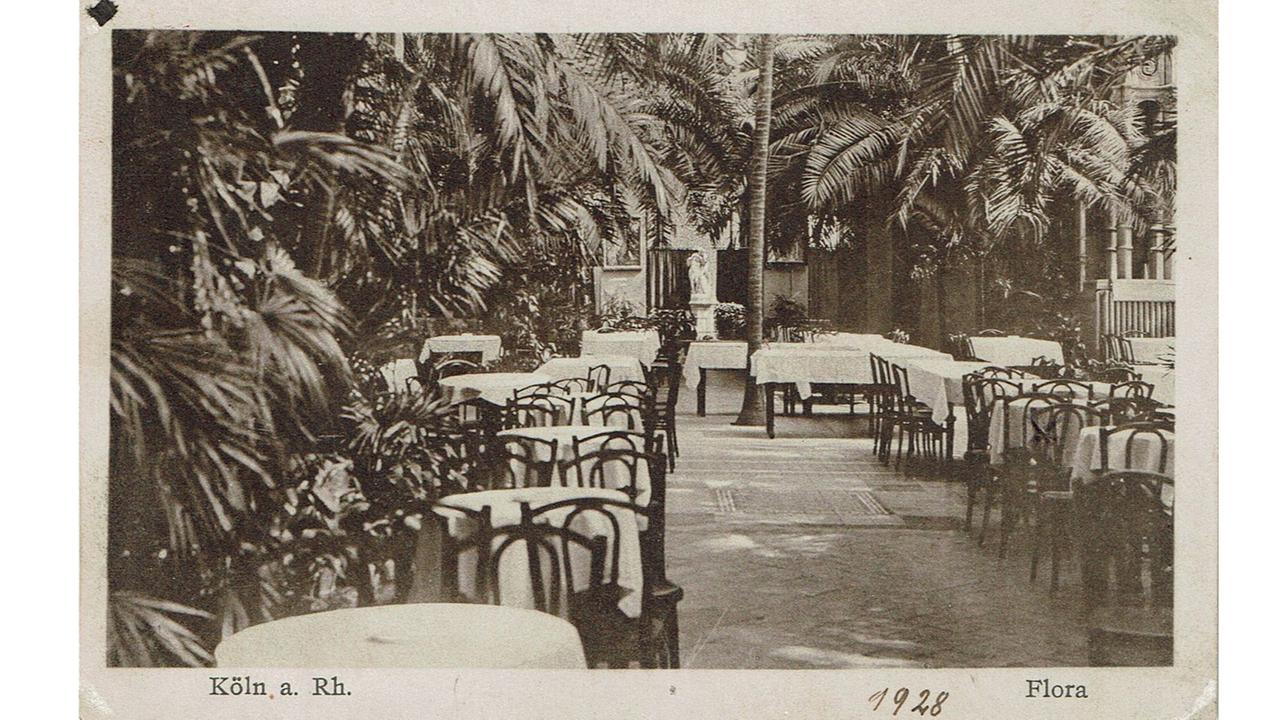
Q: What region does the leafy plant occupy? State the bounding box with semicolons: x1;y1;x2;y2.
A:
714;302;746;339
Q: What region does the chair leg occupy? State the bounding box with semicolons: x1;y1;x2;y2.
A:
1049;506;1063;592
964;466;977;532
979;474;996;546
1030;497;1043;581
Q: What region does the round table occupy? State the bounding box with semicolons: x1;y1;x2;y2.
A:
535;354;646;385
437;372;552;406
213;603;586;668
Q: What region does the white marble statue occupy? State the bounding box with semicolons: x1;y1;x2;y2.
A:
688;250;712;300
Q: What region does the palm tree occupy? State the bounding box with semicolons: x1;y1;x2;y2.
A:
108;30;754;665
734;34;776;425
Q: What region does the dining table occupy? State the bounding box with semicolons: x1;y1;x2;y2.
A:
968;335;1065;366
683;341;749;416
535;354;647;385
419;333;503;364
580;329;662;366
433;485;645;618
1126;336;1176;365
1138;365;1176;405
213;603;586;668
437;372;553;406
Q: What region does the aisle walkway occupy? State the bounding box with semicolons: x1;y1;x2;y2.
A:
665;373;1091;668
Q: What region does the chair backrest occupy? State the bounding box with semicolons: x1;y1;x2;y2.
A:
563;440;655;502
1100;422;1172;475
555;377;595;394
605;380;656;404
1000;393;1065;452
502;396;573;429
486;435;561;488
974;366;1015;379
513;382;570;399
581;392;647;430
436;358;484;379
1030;402;1106;468
586;365;612;391
1090;396;1161;425
1110;380;1154;400
1033;379;1096;400
887;364;913;412
961;376;1020;451
479;502;609;618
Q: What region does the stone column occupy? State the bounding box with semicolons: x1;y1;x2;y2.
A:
1151;225;1166;280
1117;225;1134;280
1105;212;1119;280
1077;202;1089;291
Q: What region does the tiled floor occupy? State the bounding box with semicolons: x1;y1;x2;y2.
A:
665;372;1092;668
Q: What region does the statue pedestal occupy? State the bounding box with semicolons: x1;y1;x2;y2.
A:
690;298;717;339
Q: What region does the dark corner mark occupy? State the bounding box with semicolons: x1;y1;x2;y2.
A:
87;0;118;27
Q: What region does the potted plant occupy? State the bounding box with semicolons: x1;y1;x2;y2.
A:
714;302;746;340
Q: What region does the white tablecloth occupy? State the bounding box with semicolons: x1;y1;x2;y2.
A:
1138;366;1176;404
214;603;585;668
438;372;552;406
683;341;749;388
421;334;503;363
750;346;872;399
536;354;646;385
1127;337;1176;365
968;336;1065;366
902;359;993;424
581;330;661;366
379;358;420;392
496;426;651;509
435;486;644;618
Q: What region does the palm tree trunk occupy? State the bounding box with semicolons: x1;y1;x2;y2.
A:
734;34;776;426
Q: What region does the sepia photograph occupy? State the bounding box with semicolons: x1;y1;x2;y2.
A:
79;1;1218;716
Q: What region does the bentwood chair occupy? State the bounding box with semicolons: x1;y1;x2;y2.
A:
502;396;573;429
525;488;681;669
885;364;948;473
984;393;1066;556
581;392;648;430
647;354;685;471
605;380;657;406
484;435;563;488
1033;379;1097;401
976;366;1027;379
562;435;655;503
1088;469;1174;606
514;382;571;399
960;376;1020;532
449;503;611;641
1027;402;1106;589
1110;381;1155;400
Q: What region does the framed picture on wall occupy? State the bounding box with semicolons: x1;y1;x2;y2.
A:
603;215;643;268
